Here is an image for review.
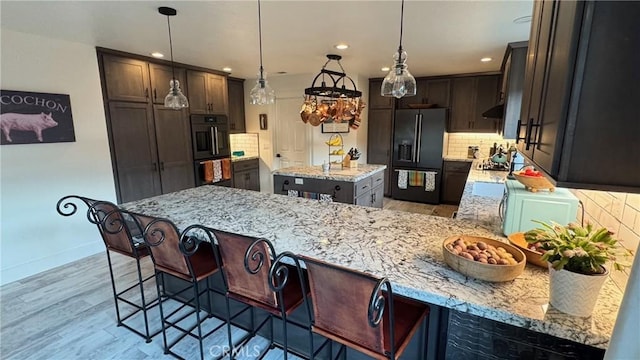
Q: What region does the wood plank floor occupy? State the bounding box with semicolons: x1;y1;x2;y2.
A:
0;252;303;360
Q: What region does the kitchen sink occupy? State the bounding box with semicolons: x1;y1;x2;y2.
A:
472;181;505;198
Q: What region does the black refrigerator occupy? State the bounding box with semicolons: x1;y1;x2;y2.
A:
391;108;447;204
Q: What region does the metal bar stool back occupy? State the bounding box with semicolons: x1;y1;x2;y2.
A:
56;195;159;343
212;230;317;359
298;255;430;360
129;215;226;360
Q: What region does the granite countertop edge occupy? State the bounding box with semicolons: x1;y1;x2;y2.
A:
272;164;387;182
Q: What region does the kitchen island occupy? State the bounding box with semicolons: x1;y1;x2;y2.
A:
121;181;622;356
273;164;386;208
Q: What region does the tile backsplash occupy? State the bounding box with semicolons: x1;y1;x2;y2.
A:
229;133;259;158
447;133;516;159
570;189;639;292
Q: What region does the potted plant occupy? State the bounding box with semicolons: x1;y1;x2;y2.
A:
525;221;631;317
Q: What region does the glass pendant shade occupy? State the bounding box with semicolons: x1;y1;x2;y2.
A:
381;50;417;99
250;72;275;105
164;79;189;109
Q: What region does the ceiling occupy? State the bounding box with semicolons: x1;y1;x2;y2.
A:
0;1;533;80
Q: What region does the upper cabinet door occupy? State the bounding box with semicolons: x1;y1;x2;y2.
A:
473;75;500;132
149;63;187;105
228;78;246;133
186;71;209;114
368;79;395;109
449;77;476;132
102;55;150;102
207;74;228;114
425;79;451;108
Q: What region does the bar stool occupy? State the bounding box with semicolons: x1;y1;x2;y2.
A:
56;195;159;342
127;213;227;360
211;230;323;359
297;255;430;360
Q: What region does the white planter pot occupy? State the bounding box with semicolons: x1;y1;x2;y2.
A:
548;264;608;317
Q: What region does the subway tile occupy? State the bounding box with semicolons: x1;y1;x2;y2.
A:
621;205;637;228
598;211;620;235
627;193;640;211
609;267;629;293
618;224;640;254
610;195;625;221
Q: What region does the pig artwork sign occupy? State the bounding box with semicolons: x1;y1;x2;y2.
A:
0;90;75;145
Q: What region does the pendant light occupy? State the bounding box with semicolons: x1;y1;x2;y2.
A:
249;0;275;105
159;7;189;110
381;0;417;99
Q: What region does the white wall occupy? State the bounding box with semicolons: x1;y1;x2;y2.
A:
244;72;370;193
0;29;116;285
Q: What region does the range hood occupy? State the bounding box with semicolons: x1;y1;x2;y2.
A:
482;103;504;119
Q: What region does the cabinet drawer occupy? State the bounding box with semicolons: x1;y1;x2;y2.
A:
354;178;372;197
444;161;472;173
233;158;258;172
371;171;385;189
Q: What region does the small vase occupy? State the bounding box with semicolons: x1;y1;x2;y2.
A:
548;264;609;317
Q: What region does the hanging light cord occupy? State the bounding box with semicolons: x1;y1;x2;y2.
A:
397;0;405;60
257;0;265;83
166;15;177;89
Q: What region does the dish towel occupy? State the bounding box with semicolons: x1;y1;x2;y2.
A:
424;171;437;192
203;161;214;183
212;160;223;183
408;171;425;187
221;158;232;180
397;170;408;189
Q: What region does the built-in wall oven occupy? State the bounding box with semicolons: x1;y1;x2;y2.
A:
190;114;232;187
191;114;230;160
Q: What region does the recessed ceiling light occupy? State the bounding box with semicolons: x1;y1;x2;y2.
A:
513;15;532;24
222;67;232;72
480;57;493;62
381;67;390;72
150;52;164;58
335;43;349;50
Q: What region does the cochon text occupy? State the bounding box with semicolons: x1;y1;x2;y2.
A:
0;94;69;113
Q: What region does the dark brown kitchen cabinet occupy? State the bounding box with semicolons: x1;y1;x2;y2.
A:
107;102;161;202
187;71;228;114
449;75;500;132
227;78;246;133
449;78;476;132
366;109;393;196
442;161;472;205
149;63;187;105
102;55;150;102
398;78;451;109
368;79;394;109
517;1;640;192
499;42;528;139
153;106;195;194
233;159;260;191
106;102;194;203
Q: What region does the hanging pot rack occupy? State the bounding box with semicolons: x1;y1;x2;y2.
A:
304;54;362;99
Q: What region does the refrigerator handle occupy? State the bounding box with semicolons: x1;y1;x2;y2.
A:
412;115;419;162
214;126;220;155
416;114;423;164
210;127;216;155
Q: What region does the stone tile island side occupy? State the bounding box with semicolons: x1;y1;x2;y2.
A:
122;175;623;350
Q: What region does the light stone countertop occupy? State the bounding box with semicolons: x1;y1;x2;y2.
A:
122;182;622;349
231;155;260;162
455;160;509;234
272;164;386;183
